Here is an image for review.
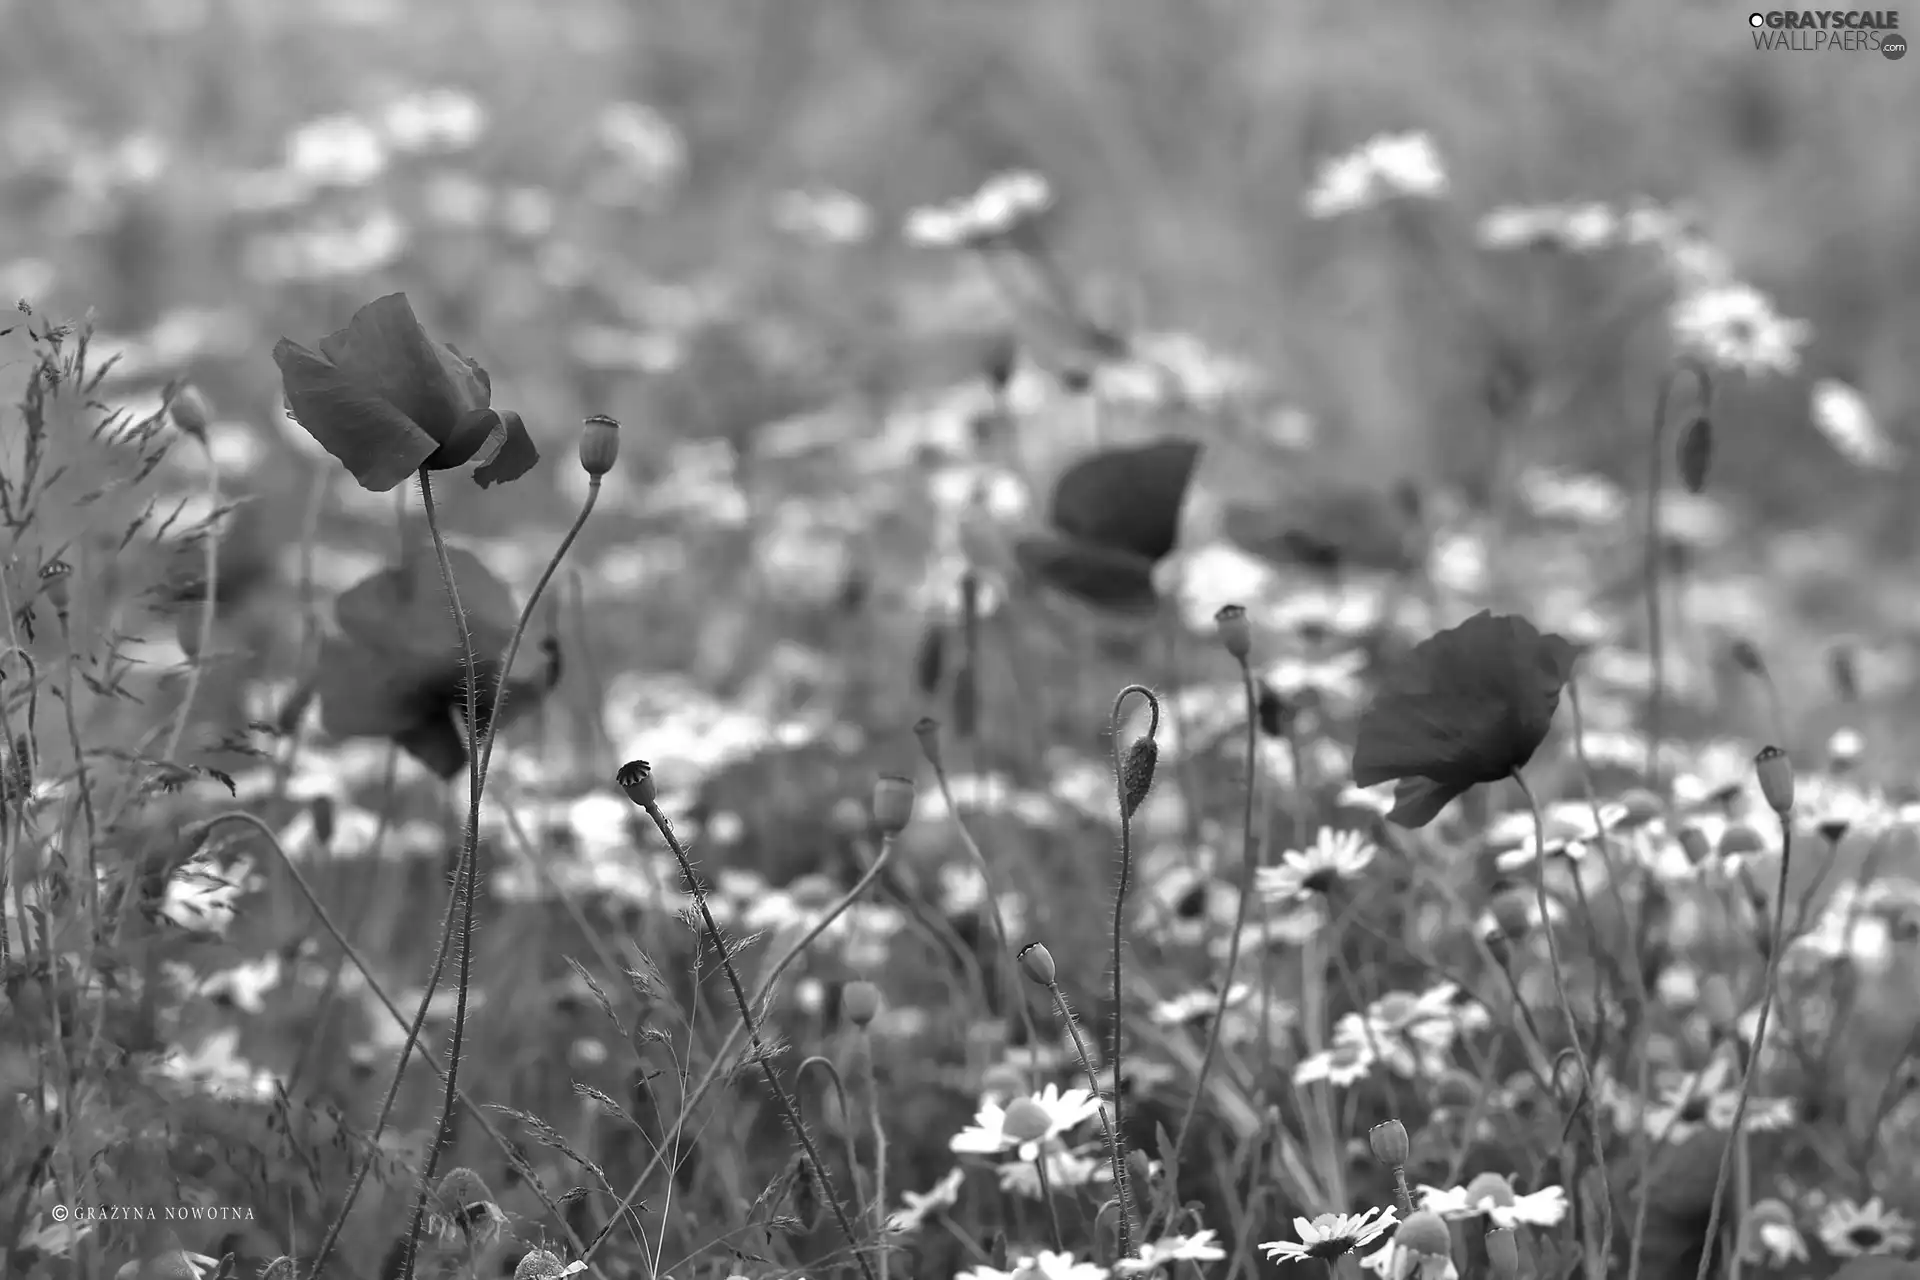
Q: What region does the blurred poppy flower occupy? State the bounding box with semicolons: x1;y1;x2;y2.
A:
1222;480;1424;577
1013;437;1201;616
273;292;539;493
313;548;559;779
1350;610;1576;828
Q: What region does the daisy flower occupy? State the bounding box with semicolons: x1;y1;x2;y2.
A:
904;170;1053;249
1257;828;1378;903
998;1144;1112;1199
1420;1173;1568;1228
1669;282;1811;378
1116;1230;1228;1274
1740;1198;1809;1267
1295;1033;1377;1088
1263;1207;1399;1263
1640;1055;1795;1142
950;1084;1104;1161
883;1166;965;1235
957;1250;1110;1280
1819;1197;1915;1257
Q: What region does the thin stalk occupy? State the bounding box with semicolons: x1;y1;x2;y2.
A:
1643;358;1711;792
1043;979;1127;1211
1107;685;1158;1259
160;444;221;767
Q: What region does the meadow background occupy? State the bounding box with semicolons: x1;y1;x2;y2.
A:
5;0;1920;1277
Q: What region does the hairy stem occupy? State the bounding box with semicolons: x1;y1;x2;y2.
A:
1106;684;1158;1259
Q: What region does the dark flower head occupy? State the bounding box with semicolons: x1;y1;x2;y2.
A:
1014;437;1201;616
313;549;556;779
273;292;539;492
1351;610;1577;828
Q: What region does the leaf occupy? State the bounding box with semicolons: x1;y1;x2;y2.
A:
1047;437;1201;562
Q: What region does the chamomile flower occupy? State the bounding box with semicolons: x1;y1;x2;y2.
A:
882;1166;965;1235
1258;828;1378;903
1295;1035;1377;1088
998;1144;1112;1199
950;1084;1103;1161
957;1251;1109;1280
1641;1055;1795;1142
1669;281;1811;377
1818;1197;1915;1258
1262;1207;1399;1263
1811;378;1898;470
1420;1173;1568;1228
904;170;1053;248
1117;1231;1228;1274
1740;1199;1809;1267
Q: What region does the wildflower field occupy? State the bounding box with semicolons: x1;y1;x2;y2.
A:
5;1;1920;1278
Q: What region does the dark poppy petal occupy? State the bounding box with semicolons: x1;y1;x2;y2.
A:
1047;438;1201;563
393;714;470;780
313;636;428;738
471;410;540;489
274;339;438;492
334;548;520;662
314;293;489;444
425;408;502;470
1386;775;1469;829
1013;534;1160;616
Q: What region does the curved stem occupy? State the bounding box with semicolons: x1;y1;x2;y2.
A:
641;796;877;1280
1106;684;1156;1259
1511;767;1614;1265
1644;357;1712;792
1694;816;1793;1280
1174;656;1258;1158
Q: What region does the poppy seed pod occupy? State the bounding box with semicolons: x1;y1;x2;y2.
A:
169;382;213;442
1485;1226;1520;1280
1017;941;1056;986
1000;1096;1054;1144
616;759;657;808
872;773;915;834
842;979;882;1028
1120;736;1158;819
38;560;71;616
1396;1209;1453;1260
1754;746;1794;816
1214;603;1251;662
913;716;944;769
1368;1118;1409;1168
578;413;620;478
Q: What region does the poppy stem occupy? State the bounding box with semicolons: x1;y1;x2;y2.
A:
158;438;221;769
1643;358;1712;795
1106;684;1159;1260
1509;767;1614;1266
1695;815;1794;1280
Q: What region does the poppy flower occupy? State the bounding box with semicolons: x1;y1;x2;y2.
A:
1221;480;1424;577
1350;610;1577;828
1013;437;1201;616
273;292;538;493
312;548;558;779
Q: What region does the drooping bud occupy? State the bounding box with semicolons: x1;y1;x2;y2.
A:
1754;746;1795;816
1677;413;1713;494
913;716;944;770
842;979;882;1029
1001;1096;1054;1144
616;759;657;808
1119;736;1158;819
872;773;915;835
1214;604;1251;663
1017;941;1056;986
1368;1118;1409;1168
1484;1226;1520;1280
578;413;620;478
168;382;214;443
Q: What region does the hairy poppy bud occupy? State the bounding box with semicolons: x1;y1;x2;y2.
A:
1368;1118;1409;1168
258;1260;296;1280
1214;604;1251;663
38;560;71;617
1677;413;1713;494
616;759;657;808
515;1249;587;1280
578;413;620;478
1017;941;1056;986
1754;746;1794;816
872;773;915;835
842;979;882;1028
913;716;944;770
169;382;213;442
1120;736;1158;819
1001;1096;1053;1144
1485;1226;1520;1280
1396;1209;1453;1260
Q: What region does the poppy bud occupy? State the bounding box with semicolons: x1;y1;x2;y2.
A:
1396;1209;1453;1261
578;413;620;478
514;1249;577;1280
311;795;336;849
616;759;657;808
1120;736;1158;819
1017;941;1056;986
1125;1147;1153;1193
1368;1118;1409;1168
1485;1226;1520;1280
1677;414;1713;494
1214;604;1251;663
169;382;213;442
259;1260;296;1280
872;773;915;835
842;979;882;1029
38;560;71;617
1726;636;1766;675
1754;746;1794;816
1482;928;1512;969
1001;1096;1054;1144
914;623;945;695
913;716;944;770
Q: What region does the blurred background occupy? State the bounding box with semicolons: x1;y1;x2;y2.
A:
5;0;1920;1274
